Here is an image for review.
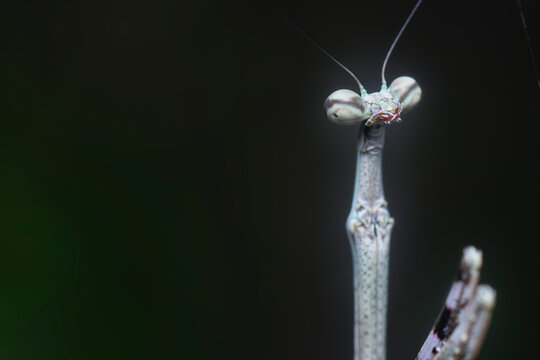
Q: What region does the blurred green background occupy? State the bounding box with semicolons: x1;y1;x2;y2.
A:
0;0;539;359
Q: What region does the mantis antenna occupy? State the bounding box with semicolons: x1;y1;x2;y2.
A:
380;0;424;87
516;0;540;89
268;1;367;95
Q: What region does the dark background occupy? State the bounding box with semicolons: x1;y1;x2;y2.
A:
0;0;539;359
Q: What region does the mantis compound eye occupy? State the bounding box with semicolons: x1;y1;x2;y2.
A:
324;89;370;125
389;76;422;112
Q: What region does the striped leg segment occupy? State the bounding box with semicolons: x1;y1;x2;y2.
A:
416;247;496;360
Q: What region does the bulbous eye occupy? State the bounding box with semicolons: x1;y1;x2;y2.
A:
389;76;421;112
324;89;370;125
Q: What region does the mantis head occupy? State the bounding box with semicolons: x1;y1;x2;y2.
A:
324;76;421;126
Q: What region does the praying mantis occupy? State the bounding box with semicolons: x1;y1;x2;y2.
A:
321;1;496;359
273;0;497;359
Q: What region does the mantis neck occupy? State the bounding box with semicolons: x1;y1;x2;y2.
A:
346;124;394;360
